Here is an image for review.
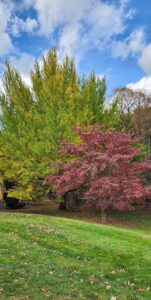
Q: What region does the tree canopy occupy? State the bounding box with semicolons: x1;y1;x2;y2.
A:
115;87;151;147
47;126;151;221
0;48;120;200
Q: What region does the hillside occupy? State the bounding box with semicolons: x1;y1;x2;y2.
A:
0;213;151;300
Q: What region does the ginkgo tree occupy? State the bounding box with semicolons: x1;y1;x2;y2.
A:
47;126;151;222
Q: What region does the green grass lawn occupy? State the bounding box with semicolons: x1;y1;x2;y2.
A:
0;213;151;300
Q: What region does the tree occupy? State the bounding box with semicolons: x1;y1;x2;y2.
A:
114;87;151;149
0;49;121;201
0;63;37;200
132;105;151;148
47;126;151;222
114;87;145;130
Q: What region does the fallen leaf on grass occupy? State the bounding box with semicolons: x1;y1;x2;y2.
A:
110;271;116;275
110;269;126;276
125;281;135;286
88;275;95;285
13;279;20;285
117;269;125;273
21;261;29;266
49;271;54;275
136;287;151;292
40;287;46;293
136;288;146;292
105;285;111;290
45;291;52;298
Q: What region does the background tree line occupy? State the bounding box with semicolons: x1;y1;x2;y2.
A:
115;87;151;149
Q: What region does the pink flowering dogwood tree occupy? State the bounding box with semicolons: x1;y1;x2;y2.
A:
47;126;151;222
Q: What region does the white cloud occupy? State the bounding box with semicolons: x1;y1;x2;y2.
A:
11;16;38;37
112;40;129;59
0;33;13;57
0;1;38;57
0;0;148;82
127;76;151;95
0;2;38;57
112;28;145;59
0;53;35;90
22;0;133;61
129;29;145;54
32;0;91;37
138;44;151;75
98;73;105;80
0;2;13;56
0;76;3;91
58;24;84;64
87;1;125;45
9;53;36;86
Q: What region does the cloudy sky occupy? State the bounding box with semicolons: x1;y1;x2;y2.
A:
0;0;151;95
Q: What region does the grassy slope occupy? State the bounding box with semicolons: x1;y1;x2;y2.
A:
0;213;151;300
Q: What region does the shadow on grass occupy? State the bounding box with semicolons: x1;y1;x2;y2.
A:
3;200;151;230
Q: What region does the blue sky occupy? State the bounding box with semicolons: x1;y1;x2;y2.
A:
0;0;151;95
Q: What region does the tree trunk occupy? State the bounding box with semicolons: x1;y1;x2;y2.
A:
149;135;151;153
59;195;67;210
0;200;5;211
101;210;107;224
